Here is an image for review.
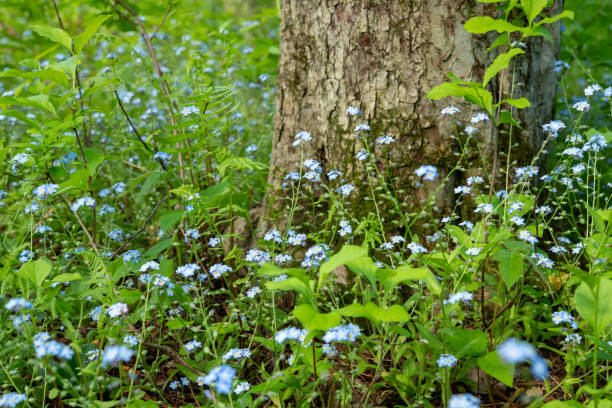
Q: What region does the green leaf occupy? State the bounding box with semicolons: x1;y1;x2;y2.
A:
483;49;524;86
51;272;82;283
84;147;106;176
338;302;410;323
464;16;524;34
520;0;548;24
382;265;441;295
167;318;193;330
159;210;184;232
75;15;110;54
119;289;142;303
32;24;73;51
493;249;523;289
498;97;531;109
526;25;552;41
293;304;341;332
536;10;575;26
487;33;510;52
144;238;173;259
50;56;77;77
574;278;612;331
447;225;472;247
48;388;59;400
266;277;315;306
345;256;378;288
318;245;368;290
541;402;584;408
477;351;515;387
441;328;488;357
498;110;521;127
16;259;52;287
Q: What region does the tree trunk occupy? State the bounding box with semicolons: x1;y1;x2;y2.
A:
267;0;562;220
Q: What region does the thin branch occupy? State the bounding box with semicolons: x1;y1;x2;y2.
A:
115;90;150;152
110;0;186;184
150;4;172;39
111;196;169;258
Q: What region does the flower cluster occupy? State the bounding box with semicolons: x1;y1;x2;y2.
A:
322;324;361;343
497;338;549;380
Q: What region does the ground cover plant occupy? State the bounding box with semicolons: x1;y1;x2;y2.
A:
0;0;610;407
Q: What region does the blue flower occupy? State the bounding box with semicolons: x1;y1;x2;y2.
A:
106;303;128;318
201;365;236;395
222;348;252;360
184;228;200;242
32;184;59;199
497;338;549;380
336;184;356;197
246;286;261;298
322;324;361;343
234;381;250;394
437;354;458;368
414;165;439;181
123;335;139;346
0;393;27;408
89;306;102;321
449;393;480;408
346;106;362;116
292;131;312;146
107;229;123;242
18;250;33;263
122;250;141;264
4;298;32;312
111;182;126;194
209;263;232;278
101;345;134;367
176;263;200;278
184;340;202;352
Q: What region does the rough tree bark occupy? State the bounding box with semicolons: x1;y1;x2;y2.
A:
267;0;562;217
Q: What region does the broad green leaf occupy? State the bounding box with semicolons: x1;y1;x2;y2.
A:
427;82;493;114
536;10;575;26
119;289;142;303
84;147;106;176
338;302;409;323
426;82;470;100
464;16;524;34
493;249;523;289
266;277;315;306
382;266;441;295
345;256;378;287
32;24;73;51
50;56;77;77
75;15;110;54
144;238;173;259
159;210;184;232
447;225;472;247
60;169;88;191
526;25;552;41
258;264;310;286
51;272;82;283
498;97;531;109
440;328;488;357
541;402;584;408
520;0;548;24
487;32;510;52
498;111;521;127
477;351;515;387
167;318;193;330
318;245;367;290
292;304;341;332
483;49;524;86
574;278;612;331
16;259;52;287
